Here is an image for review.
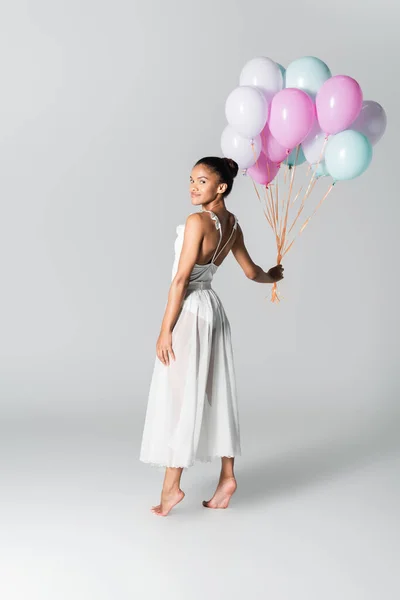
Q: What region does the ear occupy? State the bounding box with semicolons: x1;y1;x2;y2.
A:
218;182;228;194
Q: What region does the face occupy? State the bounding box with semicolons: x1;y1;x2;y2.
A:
189;164;227;207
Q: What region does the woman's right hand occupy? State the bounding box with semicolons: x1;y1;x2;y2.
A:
267;264;284;282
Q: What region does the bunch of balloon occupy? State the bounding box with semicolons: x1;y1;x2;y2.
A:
221;55;387;303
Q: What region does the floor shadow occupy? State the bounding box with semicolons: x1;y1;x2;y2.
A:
199;413;400;505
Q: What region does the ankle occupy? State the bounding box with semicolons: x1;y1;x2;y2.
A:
162;484;181;494
220;474;236;482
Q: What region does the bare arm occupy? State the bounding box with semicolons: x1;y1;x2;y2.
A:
231;224;284;283
160;213;204;334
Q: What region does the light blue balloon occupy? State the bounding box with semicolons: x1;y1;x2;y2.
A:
284;145;306;167
285;56;331;99
313;161;330;178
277;63;286;87
325;130;373;181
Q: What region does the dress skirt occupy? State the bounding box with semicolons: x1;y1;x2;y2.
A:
139;284;242;469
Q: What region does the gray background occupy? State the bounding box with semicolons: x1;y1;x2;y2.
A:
1;1;398;599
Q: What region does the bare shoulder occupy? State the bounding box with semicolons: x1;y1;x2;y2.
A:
185;211;203;225
234;221;244;239
172;212;204;283
183;212;204;237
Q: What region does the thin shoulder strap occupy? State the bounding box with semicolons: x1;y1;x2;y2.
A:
202;210;238;264
211;221;223;263
213;215;238;262
202;209;222;262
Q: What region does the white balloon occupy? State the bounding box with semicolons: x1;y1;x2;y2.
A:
351;100;387;146
301;119;329;164
239;56;283;104
221;124;262;169
225;85;268;139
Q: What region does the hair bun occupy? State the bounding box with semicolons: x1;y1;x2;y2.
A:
223;157;239;179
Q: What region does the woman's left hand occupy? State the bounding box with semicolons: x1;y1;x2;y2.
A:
156;329;176;366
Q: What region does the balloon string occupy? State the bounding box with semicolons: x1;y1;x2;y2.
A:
251;174;282;304
270;146;299;304
264;186;276;234
283;182;335;258
251;179;273;229
283;162;289;184
250;140;333;304
287;178;317;236
299;182;334;234
279;146;299;253
284;136;327;242
251;141;259;170
268;183;279;241
290;185;303;208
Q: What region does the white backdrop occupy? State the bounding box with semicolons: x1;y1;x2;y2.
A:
0;0;397;422
0;2;398;599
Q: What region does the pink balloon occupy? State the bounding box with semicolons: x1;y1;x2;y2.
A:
316;75;363;135
268;88;315;151
261;122;287;163
247;151;280;185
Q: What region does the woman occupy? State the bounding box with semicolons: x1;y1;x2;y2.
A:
139;156;284;516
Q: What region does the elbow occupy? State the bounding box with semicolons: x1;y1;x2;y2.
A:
247;265;261;280
173;275;190;289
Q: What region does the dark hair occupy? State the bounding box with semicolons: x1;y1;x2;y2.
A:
194;156;239;197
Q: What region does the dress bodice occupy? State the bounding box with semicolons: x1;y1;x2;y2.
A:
171;210;238;283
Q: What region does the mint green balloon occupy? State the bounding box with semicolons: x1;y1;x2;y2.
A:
284;145;306;167
325;130;373;181
314;161;330;178
285;56;331;99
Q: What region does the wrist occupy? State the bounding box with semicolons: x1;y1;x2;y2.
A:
265;270;274;283
253;267;274;283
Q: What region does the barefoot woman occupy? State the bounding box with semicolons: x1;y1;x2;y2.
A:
139;156;284;516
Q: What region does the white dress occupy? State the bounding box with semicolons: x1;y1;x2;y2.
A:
139;209;242;469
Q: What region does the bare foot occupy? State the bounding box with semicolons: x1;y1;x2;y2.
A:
151;488;185;516
202;476;237;509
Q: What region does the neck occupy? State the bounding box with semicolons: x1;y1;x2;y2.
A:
201;200;226;213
